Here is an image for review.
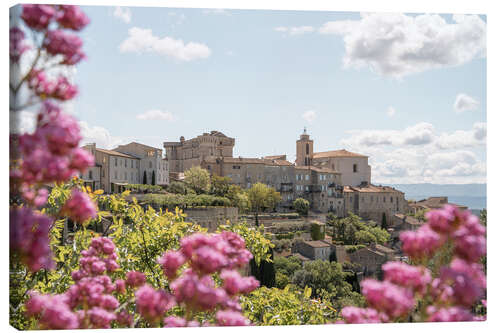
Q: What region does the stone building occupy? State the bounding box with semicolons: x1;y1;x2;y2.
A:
114;142;169;186
294;240;333;261
344;243;396;277
163;131;235;173
161;129;409;221
343;184;408;226
409;197;468;214
82;143;140;193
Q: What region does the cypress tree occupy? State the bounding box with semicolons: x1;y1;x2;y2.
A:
152;170;156;185
143;171;147;185
381;212;388;230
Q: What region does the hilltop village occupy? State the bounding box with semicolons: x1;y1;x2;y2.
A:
81;130;466;277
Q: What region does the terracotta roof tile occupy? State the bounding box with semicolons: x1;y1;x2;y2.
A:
313;149;368;158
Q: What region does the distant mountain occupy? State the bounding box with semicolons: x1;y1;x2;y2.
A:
379;183;487;210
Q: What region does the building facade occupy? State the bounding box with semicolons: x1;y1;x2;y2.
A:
114;142;169;186
82;143;140;193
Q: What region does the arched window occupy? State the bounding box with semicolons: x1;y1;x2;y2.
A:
306;143;309;155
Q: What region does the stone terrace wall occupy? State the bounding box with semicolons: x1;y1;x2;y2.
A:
183;207;239;232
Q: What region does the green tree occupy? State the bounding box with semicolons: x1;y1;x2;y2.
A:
291;260;363;311
184;166;211;194
381;212;388;229
151;170;156;185
143;170;147;184
275;255;302;277
166;181;188;195
250;248;276;288
293;198;310;216
210;175;231;197
246;183;281;226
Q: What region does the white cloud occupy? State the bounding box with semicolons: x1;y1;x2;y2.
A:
113;7;132;24
302;110;317;123
78;121;128;150
341;122;436;147
275;26;315;36
387;106;396;117
435;122;486;149
136;110;176;121
119;27;211;62
319;13;486;78
454;93;480;113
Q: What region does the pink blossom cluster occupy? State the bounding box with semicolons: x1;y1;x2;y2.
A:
339;205;486;324
9;207;54;272
141;232;258;326
21;4;56;31
15;102;93;186
61;189;98;224
26;232;257;328
28;70;78;100
10;27;30;63
56;5;90;31
26;237;123;329
44;29;85;65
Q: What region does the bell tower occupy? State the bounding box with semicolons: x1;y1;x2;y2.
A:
296;127;313;166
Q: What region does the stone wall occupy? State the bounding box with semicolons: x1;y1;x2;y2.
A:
183;206;239;232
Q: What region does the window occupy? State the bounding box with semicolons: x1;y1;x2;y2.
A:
306;143;309;155
125;159;128;167
383;197;386;203
207;165;211;170
89;170;93;180
305;174;310;181
332;163;335;170
353;164;358;173
232;165;240;169
114;157;117;167
390;197;393;203
102;169;105;178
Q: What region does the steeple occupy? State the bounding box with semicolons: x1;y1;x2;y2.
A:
296;128;313;166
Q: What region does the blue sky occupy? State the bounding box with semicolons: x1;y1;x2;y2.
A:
15;6;487;184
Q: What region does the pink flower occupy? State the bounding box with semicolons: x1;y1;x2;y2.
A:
116;310;133;327
163;316;187;327
25;292;78;329
21;4;56;31
114;279;126;294
400;224;444;260
438;258;485;307
135;285;175;324
361;279;415;319
426;204;465;234
341;306;388;324
158;251;186;279
426;306;473;322
10;27;30;62
191;245;229;274
69;148;94;172
125;271;146;288
382;262;431;293
220;269;259;295
216;310;251;326
56;5;90;31
61;189;97;223
44;29;85;65
10;207;54;272
87;307;116;328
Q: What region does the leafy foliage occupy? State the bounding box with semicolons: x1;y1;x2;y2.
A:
241;286;336;325
246;183;281;226
184;166;211;194
141;193;232;209
327;213;390;245
293;198;310;216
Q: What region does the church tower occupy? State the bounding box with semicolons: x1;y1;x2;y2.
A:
296;127;313;166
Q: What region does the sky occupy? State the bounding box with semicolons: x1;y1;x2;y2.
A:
12;6;487;185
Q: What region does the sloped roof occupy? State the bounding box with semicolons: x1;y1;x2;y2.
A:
313;149;368;158
303;240;331;248
96;148;139;159
118;142;162;151
263;154;287;160
343;185;404;194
